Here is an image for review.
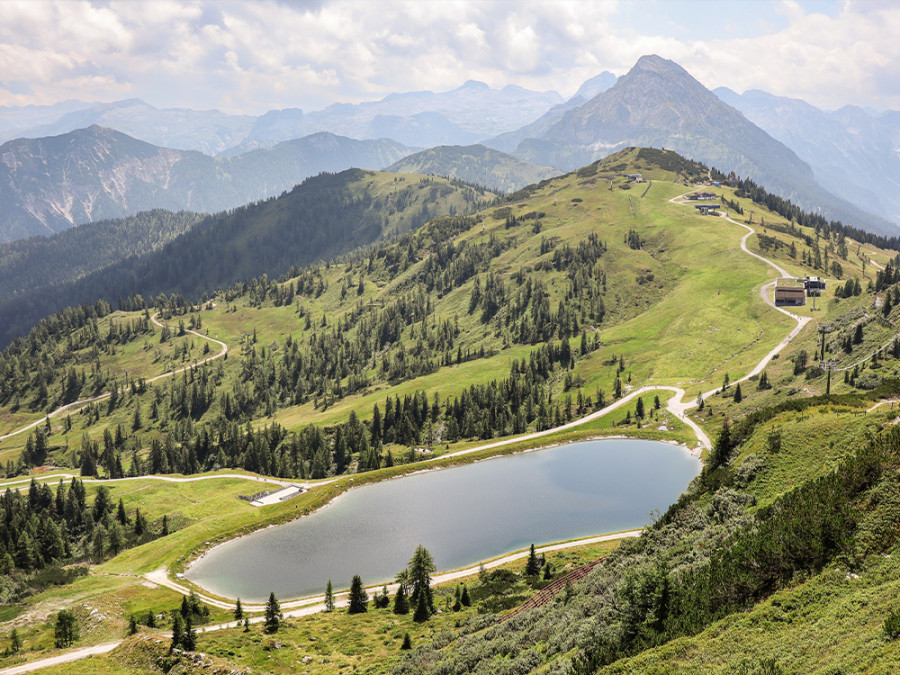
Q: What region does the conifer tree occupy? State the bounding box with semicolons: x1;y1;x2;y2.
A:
348;575;368;614
413;588;430;623
9;628;21;653
393;584;409;614
733;383;743;403
170;612;183;651
264;592;282;633
234;598;243;622
406;545;436;613
401;633;412;650
525;544;540;576
324;580;334;612
182;615;197;651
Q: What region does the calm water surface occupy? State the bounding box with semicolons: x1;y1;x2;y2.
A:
186;439;700;601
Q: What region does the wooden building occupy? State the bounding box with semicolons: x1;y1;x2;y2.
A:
774;278;806;306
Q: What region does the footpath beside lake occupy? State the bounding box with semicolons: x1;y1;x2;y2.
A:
186;438;700;601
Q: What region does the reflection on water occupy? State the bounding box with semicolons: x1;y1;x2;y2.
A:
185;439;700;601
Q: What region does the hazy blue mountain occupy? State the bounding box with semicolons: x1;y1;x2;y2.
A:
385;144;559;193
4;99;255;155
715;87;900;227
486;71;617;154
0;99;92;139
4;82;562;156
572;71;618;101
0;126;412;242
227;80;564;154
501;54;894;233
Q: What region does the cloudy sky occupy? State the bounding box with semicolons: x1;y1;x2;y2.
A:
1;0;898;115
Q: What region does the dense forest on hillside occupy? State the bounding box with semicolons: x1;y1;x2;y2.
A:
0;170;493;348
0;210;203;298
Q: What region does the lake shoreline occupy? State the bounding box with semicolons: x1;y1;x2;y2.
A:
183;436;700;602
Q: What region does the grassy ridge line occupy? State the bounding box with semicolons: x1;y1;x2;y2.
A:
0;313;228;444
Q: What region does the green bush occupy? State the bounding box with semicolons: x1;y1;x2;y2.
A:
884;608;900;639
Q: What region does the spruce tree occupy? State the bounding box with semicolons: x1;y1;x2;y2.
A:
393;585;409;614
413;588;430;623
182;615;197;651
53;610;79;648
9;628;21;653
406;545;436;613
400;632;412;650
460;585;471;606
348;575;368;614
128;615;138;635
733;383;743;403
170;612;183;651
525;544;540;576
234;598;243;622
324;580;334;612
146;610;156;628
264;592;282;633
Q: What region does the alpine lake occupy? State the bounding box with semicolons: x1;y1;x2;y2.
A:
185;438;701;601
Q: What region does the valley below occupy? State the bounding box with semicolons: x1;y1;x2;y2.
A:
0;147;899;674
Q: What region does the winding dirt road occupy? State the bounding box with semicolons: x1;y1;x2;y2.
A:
0;313;228;444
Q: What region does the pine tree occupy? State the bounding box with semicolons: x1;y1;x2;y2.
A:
146;610;157;628
413;588;430;622
234;598;243;622
264;592;282;633
452;585;462;611
53;610;79;648
710;419;732;469
393;584;409;614
400;633;412;650
460;585;471;606
182;615;197;651
406;545;435;613
170;612;183;651
128;615;138;635
133;508;145;536
324;580;334;612
348;575;368;614
635;397;645;419
10;628;21;653
525;544;540;576
733;383;743;403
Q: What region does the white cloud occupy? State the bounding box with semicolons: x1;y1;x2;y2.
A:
0;0;897;115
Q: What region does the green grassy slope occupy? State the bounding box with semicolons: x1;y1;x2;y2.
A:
2;147;900;671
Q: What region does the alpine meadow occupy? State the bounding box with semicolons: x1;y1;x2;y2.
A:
2;4;900;673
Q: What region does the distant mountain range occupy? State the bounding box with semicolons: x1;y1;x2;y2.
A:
386;145;558;193
0;126;411;241
714;87;900;227
3;57;900;240
0;82;565;156
488;55;895;234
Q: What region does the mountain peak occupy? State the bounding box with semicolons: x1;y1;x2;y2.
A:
459;80;490;90
629;54;689;77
